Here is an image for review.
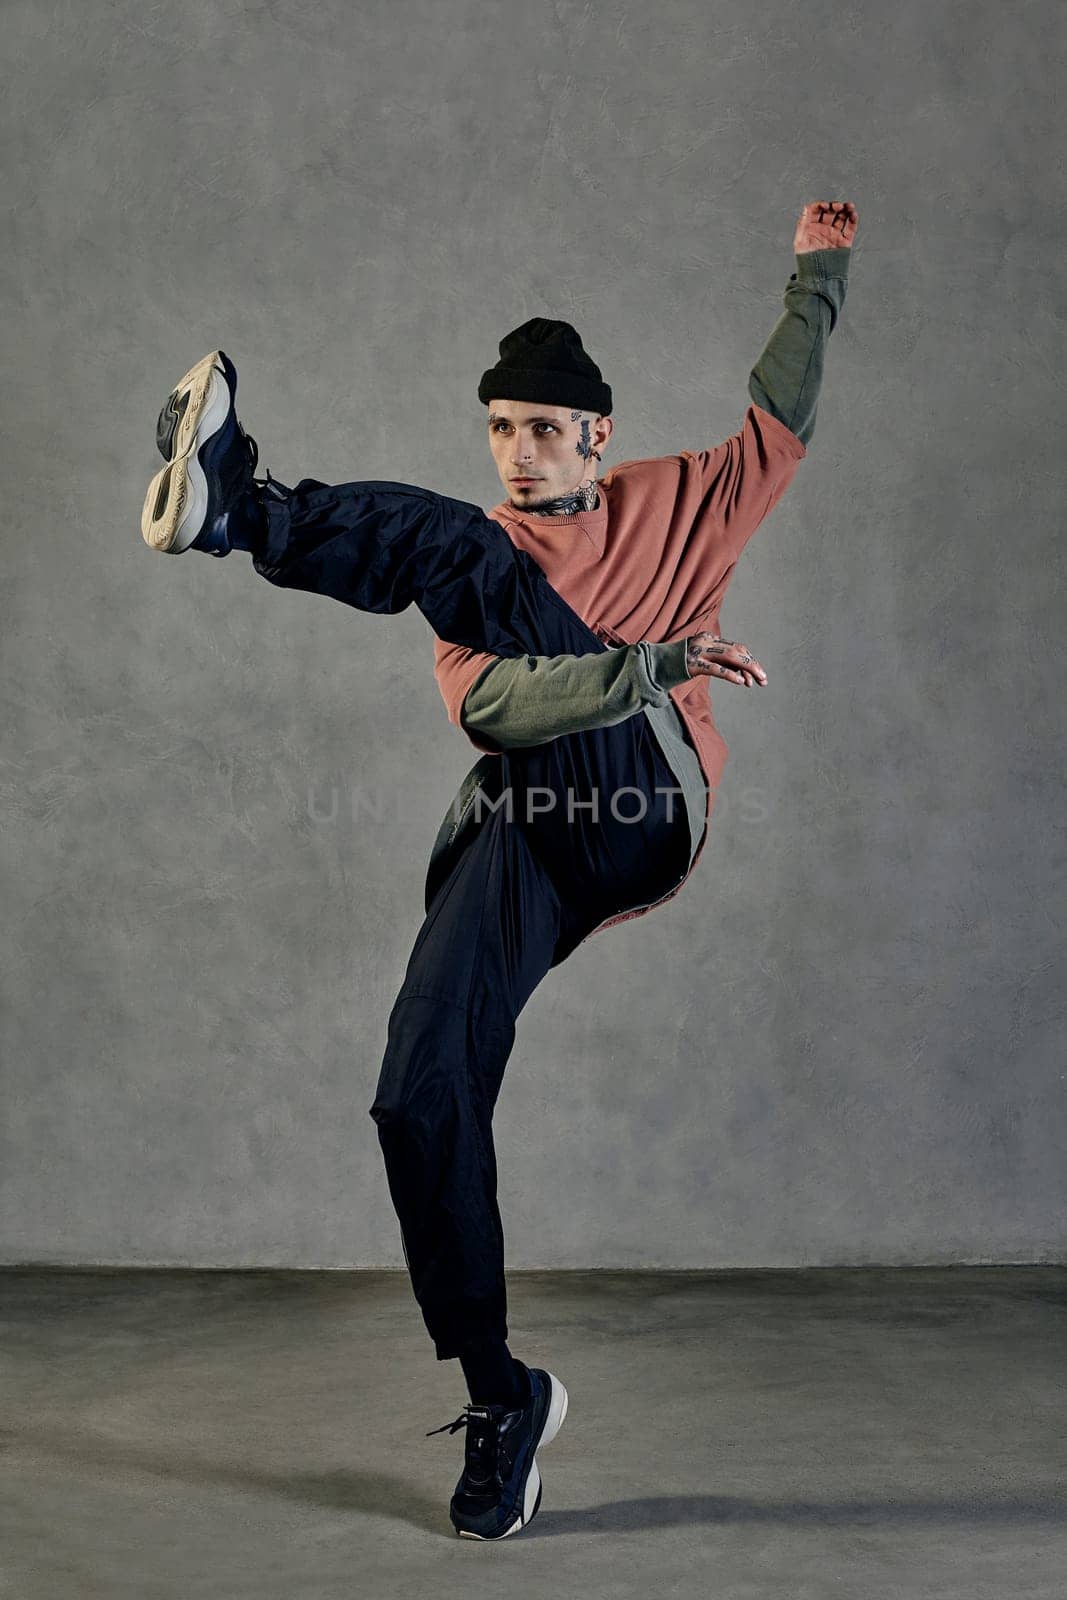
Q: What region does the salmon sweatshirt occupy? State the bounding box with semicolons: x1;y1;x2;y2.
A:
429;245;851;938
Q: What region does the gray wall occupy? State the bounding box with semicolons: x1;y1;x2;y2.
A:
2;0;1062;1267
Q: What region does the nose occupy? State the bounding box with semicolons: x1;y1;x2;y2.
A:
507;430;534;465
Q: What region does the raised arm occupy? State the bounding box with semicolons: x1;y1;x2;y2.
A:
748;200;857;446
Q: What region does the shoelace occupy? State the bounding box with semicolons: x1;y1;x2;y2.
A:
236;422;292;506
425;1401;506;1438
254;469;289;500
426;1404;507;1489
250;466;291;507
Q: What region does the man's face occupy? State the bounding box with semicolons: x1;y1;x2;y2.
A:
486;399;612;509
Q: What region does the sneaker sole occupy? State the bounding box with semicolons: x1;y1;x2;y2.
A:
455;1369;569;1540
140;350;234;553
155;349;228;463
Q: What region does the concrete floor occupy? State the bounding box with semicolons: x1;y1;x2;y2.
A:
1;1267;1065;1598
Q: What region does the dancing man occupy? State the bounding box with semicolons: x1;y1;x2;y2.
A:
140;198;857;1539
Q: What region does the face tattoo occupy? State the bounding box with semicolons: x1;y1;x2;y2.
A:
527;413;600;516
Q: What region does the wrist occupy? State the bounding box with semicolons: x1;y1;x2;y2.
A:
644;637;693;691
792;245;851;285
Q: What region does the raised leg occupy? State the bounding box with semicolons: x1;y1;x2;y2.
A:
248;474;565;659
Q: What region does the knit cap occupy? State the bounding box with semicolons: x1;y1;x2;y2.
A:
477;318;612;416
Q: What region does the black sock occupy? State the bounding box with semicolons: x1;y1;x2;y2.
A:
225;489;268;554
458;1337;529;1410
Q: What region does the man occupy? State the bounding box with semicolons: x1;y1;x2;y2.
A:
140;198;857;1539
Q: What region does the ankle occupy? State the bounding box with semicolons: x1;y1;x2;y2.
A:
225;489;268;553
458;1337;529;1410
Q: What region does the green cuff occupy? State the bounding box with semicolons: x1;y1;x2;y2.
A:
644;637;692;692
792;246;851;285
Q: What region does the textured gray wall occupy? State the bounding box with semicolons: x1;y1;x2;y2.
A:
2;0;1062;1267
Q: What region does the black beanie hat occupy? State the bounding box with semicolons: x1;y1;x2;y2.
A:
478;317;612;417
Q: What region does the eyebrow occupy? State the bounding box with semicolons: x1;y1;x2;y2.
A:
487;413;567;426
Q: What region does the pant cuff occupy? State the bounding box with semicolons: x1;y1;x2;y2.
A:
425;1293;509;1359
253;481;293;574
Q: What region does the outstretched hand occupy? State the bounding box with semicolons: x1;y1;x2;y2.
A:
794;199;858;253
685;632;767;687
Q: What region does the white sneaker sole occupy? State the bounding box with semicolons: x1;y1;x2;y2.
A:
140;351;232;553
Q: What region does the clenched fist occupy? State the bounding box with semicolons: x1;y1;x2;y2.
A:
685;632;767;687
794;199;858;253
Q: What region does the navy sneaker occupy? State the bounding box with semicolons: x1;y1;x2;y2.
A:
426;1361;569;1540
140;349;267;557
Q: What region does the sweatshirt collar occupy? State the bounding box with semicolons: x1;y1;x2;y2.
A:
489;484;609;559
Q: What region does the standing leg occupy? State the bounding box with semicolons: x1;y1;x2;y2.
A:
369;797;564;1360
369;699;690;1368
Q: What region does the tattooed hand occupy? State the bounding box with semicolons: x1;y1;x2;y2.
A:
793;199;858;253
685;632;767;687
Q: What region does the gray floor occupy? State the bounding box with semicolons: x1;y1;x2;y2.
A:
1;1267;1065;1597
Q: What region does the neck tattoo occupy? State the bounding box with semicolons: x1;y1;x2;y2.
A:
528;478;599;516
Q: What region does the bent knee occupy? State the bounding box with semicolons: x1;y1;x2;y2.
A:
368;989;469;1128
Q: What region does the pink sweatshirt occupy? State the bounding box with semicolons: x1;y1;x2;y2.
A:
432;402;807;930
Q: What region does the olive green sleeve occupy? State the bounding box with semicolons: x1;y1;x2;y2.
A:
748;246;851;447
460;638;692;751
